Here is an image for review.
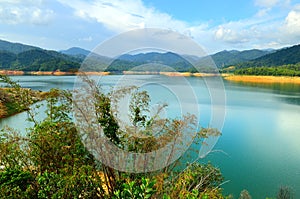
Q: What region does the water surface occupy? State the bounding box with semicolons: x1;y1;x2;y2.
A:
0;75;299;199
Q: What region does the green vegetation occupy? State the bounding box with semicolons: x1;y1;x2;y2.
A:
233;64;300;76
0;49;80;72
0;39;39;54
236;44;300;68
276;186;293;199
221;44;300;76
210;49;270;68
0;75;230;198
1;38;300;76
107;52;195;72
0;75;48;118
0;76;295;198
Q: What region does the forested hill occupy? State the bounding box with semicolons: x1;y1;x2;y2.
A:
1;39;300;74
107;52;194;72
0;39;40;54
228;44;300;76
60;47;91;60
210;49;271;68
0;40;81;71
0;49;80;71
235;44;300;68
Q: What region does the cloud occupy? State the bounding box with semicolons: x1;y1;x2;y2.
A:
3;0;298;54
56;0;300;53
214;25;250;44
255;0;280;7
283;5;300;35
0;0;54;25
57;0;189;33
79;36;93;42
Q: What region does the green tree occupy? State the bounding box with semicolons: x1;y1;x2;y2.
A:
0;75;228;199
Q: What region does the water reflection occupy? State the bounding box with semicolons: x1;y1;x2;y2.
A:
224;80;300;106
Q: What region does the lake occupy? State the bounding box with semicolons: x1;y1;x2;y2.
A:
0;75;300;198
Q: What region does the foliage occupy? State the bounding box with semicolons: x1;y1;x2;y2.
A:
233;44;300;69
239;189;252;199
37;166;103;199
210;49;270;68
0;75;229;199
0;74;47;118
277;186;293;199
113;177;156;199
0;39;38;54
0;49;80;72
107;52;195;72
233;64;300;76
162;163;225;199
0;168;35;198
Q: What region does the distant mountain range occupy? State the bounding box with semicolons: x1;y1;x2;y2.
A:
0;40;82;71
0;39;300;72
0;40;41;54
60;47;91;60
234;44;300;68
210;49;272;68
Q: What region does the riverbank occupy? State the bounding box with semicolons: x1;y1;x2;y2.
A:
0;70;110;76
223;74;300;84
0;88;48;119
2;70;300;84
0;70;221;77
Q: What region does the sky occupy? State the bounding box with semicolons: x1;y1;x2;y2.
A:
0;0;300;54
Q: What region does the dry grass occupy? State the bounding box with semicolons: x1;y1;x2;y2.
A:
224;75;300;84
0;70;24;75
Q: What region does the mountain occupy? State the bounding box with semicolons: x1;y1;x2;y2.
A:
1;39;299;73
236;44;300;68
0;40;81;71
60;47;91;60
107;52;195;72
0;39;40;54
0;49;80;71
209;49;271;68
0;51;17;69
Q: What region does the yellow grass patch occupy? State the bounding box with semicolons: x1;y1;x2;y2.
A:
224;75;300;84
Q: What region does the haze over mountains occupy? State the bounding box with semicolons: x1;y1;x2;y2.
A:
0;39;300;72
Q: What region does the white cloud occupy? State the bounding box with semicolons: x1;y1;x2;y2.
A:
0;0;54;25
255;0;280;7
57;0;189;33
79;36;93;42
3;0;298;53
283;6;300;35
56;0;300;53
214;26;250;44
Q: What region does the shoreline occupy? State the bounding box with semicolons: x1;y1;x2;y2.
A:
0;70;220;77
223;74;300;84
0;70;111;76
0;88;48;119
1;70;300;84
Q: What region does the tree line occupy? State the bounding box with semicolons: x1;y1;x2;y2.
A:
233;63;300;76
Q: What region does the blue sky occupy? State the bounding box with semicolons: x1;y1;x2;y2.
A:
0;0;300;54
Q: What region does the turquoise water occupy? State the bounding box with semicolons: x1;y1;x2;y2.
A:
0;75;300;198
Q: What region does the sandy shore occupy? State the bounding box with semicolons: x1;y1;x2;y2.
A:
122;71;220;77
1;70;299;84
0;70;25;75
0;70;220;77
0;70;111;76
223;74;300;84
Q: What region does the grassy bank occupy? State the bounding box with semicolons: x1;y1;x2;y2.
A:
223;74;300;84
0;87;48;118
